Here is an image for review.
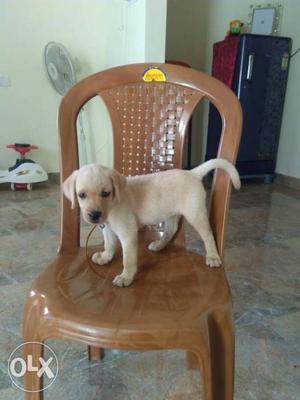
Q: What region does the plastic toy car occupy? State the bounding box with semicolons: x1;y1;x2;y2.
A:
0;144;48;190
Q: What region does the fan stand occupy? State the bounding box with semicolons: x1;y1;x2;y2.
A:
77;109;88;166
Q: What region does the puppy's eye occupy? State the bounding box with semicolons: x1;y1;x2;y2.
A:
78;192;87;199
101;191;110;198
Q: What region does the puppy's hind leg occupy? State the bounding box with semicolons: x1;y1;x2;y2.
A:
92;226;117;265
148;215;180;252
185;210;221;268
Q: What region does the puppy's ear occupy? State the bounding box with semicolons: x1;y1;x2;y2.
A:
109;169;126;203
63;171;78;209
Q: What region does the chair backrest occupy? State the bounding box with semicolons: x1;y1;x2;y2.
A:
58;63;242;257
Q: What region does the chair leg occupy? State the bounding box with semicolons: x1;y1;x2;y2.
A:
23;342;44;399
88;346;104;361
207;310;235;400
23;296;46;399
196;310;234;400
196;347;213;400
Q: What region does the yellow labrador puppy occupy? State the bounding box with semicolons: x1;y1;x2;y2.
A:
63;159;240;287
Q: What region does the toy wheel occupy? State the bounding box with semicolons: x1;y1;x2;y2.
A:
11;183;15;191
27;183;32;191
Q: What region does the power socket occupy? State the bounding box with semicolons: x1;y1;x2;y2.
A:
0;75;11;87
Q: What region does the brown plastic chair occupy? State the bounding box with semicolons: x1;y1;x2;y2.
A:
23;63;242;399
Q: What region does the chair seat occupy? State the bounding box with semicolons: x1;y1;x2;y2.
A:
30;234;231;349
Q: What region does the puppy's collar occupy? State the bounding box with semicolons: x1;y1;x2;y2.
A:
98;224;106;230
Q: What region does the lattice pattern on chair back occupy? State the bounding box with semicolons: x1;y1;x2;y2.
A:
101;82;201;175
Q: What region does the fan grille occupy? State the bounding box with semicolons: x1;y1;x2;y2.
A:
44;42;76;95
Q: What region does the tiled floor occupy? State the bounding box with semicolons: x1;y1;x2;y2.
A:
0;181;299;399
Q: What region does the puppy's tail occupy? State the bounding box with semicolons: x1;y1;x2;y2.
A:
191;158;241;190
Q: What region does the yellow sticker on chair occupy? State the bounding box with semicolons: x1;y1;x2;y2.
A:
142;67;167;82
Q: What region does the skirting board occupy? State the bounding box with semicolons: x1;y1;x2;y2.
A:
275;173;300;192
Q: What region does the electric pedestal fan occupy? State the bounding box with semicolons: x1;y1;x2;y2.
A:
43;41;88;165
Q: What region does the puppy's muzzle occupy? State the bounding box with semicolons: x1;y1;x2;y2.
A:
88;210;102;223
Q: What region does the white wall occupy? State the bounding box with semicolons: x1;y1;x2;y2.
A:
145;0;167;62
124;0;167;63
166;0;300;179
0;0;167;173
124;0;147;63
166;0;209;166
275;2;300;178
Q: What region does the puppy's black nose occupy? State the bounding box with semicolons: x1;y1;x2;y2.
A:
88;210;102;222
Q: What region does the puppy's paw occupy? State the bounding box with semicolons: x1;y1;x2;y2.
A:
206;254;222;268
148;240;166;252
112;274;134;287
92;251;113;266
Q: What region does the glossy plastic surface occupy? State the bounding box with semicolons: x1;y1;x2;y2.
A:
23;63;242;399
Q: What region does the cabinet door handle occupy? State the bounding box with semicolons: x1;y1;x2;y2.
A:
246;53;255;81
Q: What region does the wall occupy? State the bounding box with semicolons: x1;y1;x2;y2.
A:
275;2;300;179
0;0;118;172
145;0;167;62
166;0;300;179
124;0;147;64
0;0;167;173
125;0;167;62
166;0;209;166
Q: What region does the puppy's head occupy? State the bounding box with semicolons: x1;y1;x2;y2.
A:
63;164;126;224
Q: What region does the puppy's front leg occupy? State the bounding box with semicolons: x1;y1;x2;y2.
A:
92;226;117;265
112;233;138;287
